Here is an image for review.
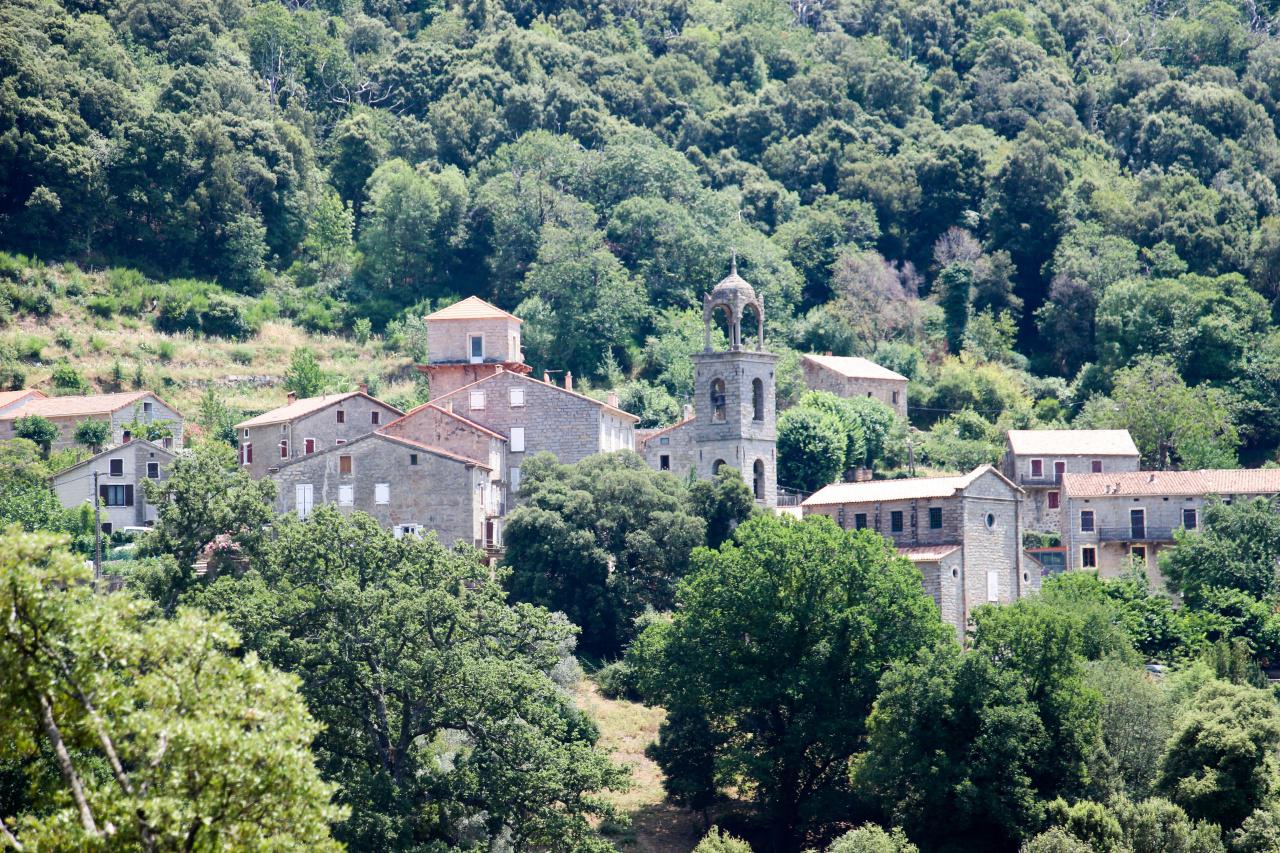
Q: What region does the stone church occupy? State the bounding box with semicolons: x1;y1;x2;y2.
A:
638;263;779;507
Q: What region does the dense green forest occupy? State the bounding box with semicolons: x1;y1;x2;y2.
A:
5;0;1280;468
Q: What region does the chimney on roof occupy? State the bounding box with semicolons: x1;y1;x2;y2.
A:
544;372;552;384
824;351;833;356
286;392;296;404
607;391;619;408
358;382;368;395
1149;473;1156;483
683;404;694;421
564;371;573;392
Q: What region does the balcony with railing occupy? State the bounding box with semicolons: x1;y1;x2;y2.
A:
1020;472;1062;486
1097;526;1176;542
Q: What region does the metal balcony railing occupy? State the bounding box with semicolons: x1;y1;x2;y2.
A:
1020;472;1062;486
1097;526;1176;542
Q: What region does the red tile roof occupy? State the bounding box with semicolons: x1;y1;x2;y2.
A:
425;296;522;323
234;392;402;429
803;354;907;382
1063;469;1280;498
1006;429;1139;457
803;465;1019;507
2;391;156;420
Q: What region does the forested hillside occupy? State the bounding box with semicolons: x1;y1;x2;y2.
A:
4;0;1280;464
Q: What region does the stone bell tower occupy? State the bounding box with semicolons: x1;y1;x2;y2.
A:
692;259;779;506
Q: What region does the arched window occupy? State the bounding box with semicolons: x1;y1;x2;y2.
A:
752;378;764;422
712;459;727;474
710;378;727;423
753;458;765;500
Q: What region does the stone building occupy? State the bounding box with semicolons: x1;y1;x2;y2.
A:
1002;429;1140;533
234;388;402;478
1062;469;1280;588
0;391;184;452
270;431;498;549
0;389;45;417
420;296;531;400
429;369;637;495
801;465;1030;635
636;263;779;507
800;354;909;418
51;440;175;535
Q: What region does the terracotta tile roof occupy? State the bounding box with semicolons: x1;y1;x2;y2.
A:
803;354;907;382
1007;429;1139;457
234;392;402;429
2;391;154;420
379;402;507;442
898;544;961;562
0;389;45;410
432;369;641;422
1063;469;1280;499
426;296;522;323
803;465;1018;507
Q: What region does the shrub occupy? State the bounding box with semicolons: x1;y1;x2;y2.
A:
353;316;372;344
595;660;641;701
54;329;73;349
87;294;119;317
693;828;752;853
13;334;44;363
156;341;176;362
230;347;254;365
200;293;251;339
51;362;90;395
0;360;25;390
89;335;106;353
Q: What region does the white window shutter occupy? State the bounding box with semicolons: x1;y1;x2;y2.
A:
470;391;485;410
375;483;390;505
510;427;525;453
339;485;354;506
987;570;999;602
296;484;313;519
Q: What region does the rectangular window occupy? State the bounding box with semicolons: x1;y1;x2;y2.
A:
659;454;670;471
1080;510;1095;532
469;334;484;362
892;390;900;405
1082;546;1097;568
109;458;123;477
509;388;525;408
510;427;525;453
1091;459;1103;473
143;401;152;415
929;507;943;529
375;483;390;505
163;437;172;449
339;455;352;475
338;485;354;506
1183;508;1198;529
890;510;904;533
371;411;380;425
1048;490;1060;509
295;484;313;519
409;453;418;466
280;440;289;459
1131;546;1147;563
243;428;249;439
987;570;999;602
470;391;486;411
854;513;867;530
146;462;159;479
336;410;345;424
305;438;315;454
659;436;669;445
100;484;133;507
100;522;112;535
1030;458;1043;478
243;443;252;465
510;467;521;492
336;439;345;445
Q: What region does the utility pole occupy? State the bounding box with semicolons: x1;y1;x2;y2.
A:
92;470;102;582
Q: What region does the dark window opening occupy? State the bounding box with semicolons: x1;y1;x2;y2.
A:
752;378;764;422
929;507;942;529
336;410;346;424
854;513;867;530
109;458;123;477
409;453;418;466
659;454;670;471
890;510;904;533
710;379;727;423
1082;547;1097;568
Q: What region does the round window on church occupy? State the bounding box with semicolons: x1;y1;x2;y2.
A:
952;568;959;579
986;513;996;529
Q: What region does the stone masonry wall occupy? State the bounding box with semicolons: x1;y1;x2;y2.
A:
1002;451;1140;532
427;317;522;364
270;435;485;547
244;395;400;478
53;442;173;531
801;361;908;418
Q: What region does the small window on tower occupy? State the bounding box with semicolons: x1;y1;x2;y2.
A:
752;378;764;422
710;379;727;423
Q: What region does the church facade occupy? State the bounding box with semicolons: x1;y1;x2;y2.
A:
637;264;779;507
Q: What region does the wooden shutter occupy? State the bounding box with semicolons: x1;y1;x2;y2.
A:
124;485;134;506
99;484;108;504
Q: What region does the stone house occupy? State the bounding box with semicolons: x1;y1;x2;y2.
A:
1002;429;1140;533
801;465;1031;635
636;264;779;507
51;440;175;535
270;431;497;549
0;391;184;452
420;296;532;400
234;388;402;478
429;369;638;495
800;354;909;418
1062;469;1280;589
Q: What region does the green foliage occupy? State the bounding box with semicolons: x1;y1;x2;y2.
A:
777;405;846;492
186;508;625;852
0;528;344;851
1161;498;1280;605
503;451;706;655
1158;681;1280;830
14;415;58;457
72;419;109;452
686;463;756;549
282;347;328;398
50;361;89;395
636;515;947;847
694;827;753;853
826;824;920;853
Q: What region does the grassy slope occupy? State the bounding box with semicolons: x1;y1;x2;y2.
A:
575;681;705;853
6;267;420;421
